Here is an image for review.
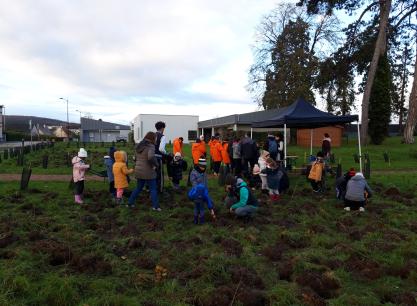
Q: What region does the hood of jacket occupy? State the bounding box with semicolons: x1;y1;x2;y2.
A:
350;174;365;182
114;151;126;163
236;179;247;188
136;139;152;154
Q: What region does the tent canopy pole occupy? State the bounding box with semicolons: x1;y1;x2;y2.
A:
310;129;313;156
357;121;362;173
284;124;287;168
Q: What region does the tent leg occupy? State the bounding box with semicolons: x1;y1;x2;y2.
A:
250;127;253;139
310;129;313;156
284;124;287;168
357;121;362;173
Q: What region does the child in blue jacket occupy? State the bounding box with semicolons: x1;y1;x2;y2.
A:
188;183;215;225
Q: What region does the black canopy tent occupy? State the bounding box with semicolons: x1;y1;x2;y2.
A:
252;98;361;171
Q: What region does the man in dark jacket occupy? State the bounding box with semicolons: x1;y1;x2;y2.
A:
155;121;167;193
240;134;258;178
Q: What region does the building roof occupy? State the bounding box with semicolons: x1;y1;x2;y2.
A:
198;108;284;129
81;117;130;131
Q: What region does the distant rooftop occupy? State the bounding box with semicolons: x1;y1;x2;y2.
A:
81;117;130;130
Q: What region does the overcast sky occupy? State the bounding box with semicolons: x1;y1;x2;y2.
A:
0;0;288;124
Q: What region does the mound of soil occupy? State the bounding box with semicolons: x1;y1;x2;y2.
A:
127;238;142;249
301;288;327;306
345;253;382;280
274;219;297;229
384;187;401;196
71;254;112;275
42;191;58;201
27;230;45;241
277;260;294;281
220;239;243;257
236;289;267;306
200;285;234;306
381;291;417;306
262;243;287;262
0;232;19;248
135;257;156;270
31;240;73;266
281;235;310;249
229;266;265;289
146;220;164;232
386;260;417;279
20;203;43;215
120;224;139;236
296;271;341;299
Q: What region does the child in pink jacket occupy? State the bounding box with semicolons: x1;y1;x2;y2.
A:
72;148;90;204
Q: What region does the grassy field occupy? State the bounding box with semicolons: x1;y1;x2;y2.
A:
1;138;417;305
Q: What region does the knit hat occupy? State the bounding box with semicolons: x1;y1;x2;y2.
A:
174;152;182;160
199;135;204;141
78;148;87;158
198;158;207;167
253;164;261;175
348;167;355;177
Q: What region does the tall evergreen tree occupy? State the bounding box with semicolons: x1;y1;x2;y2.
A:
368;55;392;144
262;17;317;109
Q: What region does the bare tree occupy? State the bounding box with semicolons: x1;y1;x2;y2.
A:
403;40;417;143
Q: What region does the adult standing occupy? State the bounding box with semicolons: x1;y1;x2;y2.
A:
322;133;332;158
173;137;184;156
128;132;161;211
240;134;257;177
276;134;284;161
231;137;242;176
155;121;167;193
263;134;278;160
210;134;222;176
192;135;206;165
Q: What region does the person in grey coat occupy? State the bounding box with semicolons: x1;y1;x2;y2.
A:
128;131;161;210
344;172;372;212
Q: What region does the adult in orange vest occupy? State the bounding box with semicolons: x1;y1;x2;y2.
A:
211;134;222;175
192;135;206;165
173;137;184;156
221;140;231;171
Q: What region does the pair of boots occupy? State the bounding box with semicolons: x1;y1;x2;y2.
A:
74;194;83;204
269;194;280;202
193;215;205;225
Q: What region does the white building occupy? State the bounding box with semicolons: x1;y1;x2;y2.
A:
132;114;199;144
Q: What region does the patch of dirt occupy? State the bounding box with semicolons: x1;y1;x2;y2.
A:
85;202;105;213
345;253;382;280
336;216;354;233
386;260;417;279
262;243;288;262
299;202;320;216
229;266;265;289
134;256;156;270
384;187;401;196
199;286;267;306
281;234;310;249
31;240;73;266
27;230;45;241
380;291;417;306
236;289;267;306
71;254;112;275
20;203;43;215
220;239;243;257
0;232;19;248
277;260;294;281
200;285;234;306
120;224;139;236
309;224;327;234
274;219;297;229
300;288;327;306
323;259;344;270
127;238;142;249
296;271;341;299
42;191;59;201
146;220;164;232
111;244;126;257
142;239;160;249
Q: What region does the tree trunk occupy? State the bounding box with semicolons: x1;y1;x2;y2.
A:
403;42;417;144
360;0;392;144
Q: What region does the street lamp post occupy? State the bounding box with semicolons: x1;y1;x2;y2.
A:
59;97;69;140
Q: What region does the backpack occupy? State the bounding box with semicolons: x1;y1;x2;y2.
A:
279;170;289;193
308;162;323;182
268;139;278;155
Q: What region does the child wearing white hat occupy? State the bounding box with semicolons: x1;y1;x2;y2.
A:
72;148;90;204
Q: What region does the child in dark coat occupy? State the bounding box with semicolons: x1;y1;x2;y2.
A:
167;152;187;189
261;157;283;202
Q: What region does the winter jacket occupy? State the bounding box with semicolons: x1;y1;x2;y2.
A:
190;167;208;187
221;142;231;164
210;140;222;162
345;174;373;202
264;136;278;156
173;138;183;156
72;156;89;183
261;166;283;190
232;141;241;159
240;137;257;160
104;156;114;182
188;184;213;209
134;139;158;180
192;141;206;164
322;137;331;156
231;181;258;210
167;158;187;181
113;151;134;189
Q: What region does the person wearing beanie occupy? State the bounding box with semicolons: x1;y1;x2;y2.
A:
336;168;356;200
167;152;187;190
188;183;215;225
113;150;134;205
190;158;208;187
256;150;270;193
229;177;258;219
344;172;373;212
261;157;283;202
72;148;90;204
104;146;117;200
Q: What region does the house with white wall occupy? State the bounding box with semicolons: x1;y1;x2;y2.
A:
132;114;199;144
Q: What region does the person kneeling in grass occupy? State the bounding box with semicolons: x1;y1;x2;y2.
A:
344;172;373;212
229;178;258;219
113;150;134;205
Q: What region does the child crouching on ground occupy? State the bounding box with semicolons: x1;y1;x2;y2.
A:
113;150;134;205
188;183;215;224
72;148;90;204
261;157;283;202
168;152;187;190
